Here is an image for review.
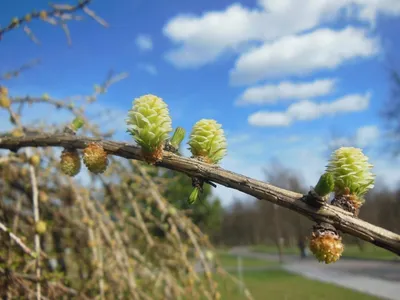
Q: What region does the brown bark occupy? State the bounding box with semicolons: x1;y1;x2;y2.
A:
0;133;400;255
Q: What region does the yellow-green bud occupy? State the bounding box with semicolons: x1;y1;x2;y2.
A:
35;221;47;234
0;86;8;96
0;96;10;108
168;207;177;216
29;155;41;167
126;94;172;162
25;14;32;22
326;147;375;197
39;11;47;20
188;119;227;164
11;17;19;25
11;129;24;137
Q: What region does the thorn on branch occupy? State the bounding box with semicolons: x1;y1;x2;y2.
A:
204;180;217;188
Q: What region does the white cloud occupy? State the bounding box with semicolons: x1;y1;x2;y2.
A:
355;125;380;147
237;78;336;105
135;34;153;51
248;93;370;126
230;27;379;85
163;0;398;69
329;125;380;148
138;64;158;75
249;112;291;127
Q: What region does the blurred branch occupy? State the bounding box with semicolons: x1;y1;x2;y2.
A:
0;133;399;255
0;221;41;259
0;59;41;81
0;0;107;44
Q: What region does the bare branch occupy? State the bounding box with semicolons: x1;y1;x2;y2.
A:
0;221;39;259
0;59;41;81
0;133;399;255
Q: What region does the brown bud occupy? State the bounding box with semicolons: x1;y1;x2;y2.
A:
82;143;108;174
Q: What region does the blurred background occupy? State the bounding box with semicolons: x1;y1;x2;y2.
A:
1;0;400;299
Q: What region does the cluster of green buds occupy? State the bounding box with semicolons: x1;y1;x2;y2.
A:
308;147;375;264
125;94;227;204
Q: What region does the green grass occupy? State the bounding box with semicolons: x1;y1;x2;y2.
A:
216;269;380;300
216;252;278;269
251;244;399;261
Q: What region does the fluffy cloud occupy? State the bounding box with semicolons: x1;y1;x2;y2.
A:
230;27;379;85
248;112;291;127
237;78;336;105
138;64;158;75
248;93;370;126
163;0;398;69
355;125;380;147
329;125;380;148
135;34;153;51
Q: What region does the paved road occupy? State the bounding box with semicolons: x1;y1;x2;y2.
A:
229;246;400;300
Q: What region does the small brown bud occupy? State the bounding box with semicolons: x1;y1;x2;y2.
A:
309;224;344;264
82;143;108;174
60;149;81;177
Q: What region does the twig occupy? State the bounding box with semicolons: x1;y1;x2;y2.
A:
0;221;38;259
29;165;41;300
0;133;399;255
0;0;92;39
0;59;40;81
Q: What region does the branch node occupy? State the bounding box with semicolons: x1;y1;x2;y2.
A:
303;189;326;208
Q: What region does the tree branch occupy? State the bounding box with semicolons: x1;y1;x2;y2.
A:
0;133;399;255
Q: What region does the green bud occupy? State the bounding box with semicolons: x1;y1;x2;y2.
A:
71;117;84;131
314;173;334;197
170;127;185;149
188;187;200;204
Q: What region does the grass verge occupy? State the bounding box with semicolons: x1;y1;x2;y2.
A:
216;269;380;300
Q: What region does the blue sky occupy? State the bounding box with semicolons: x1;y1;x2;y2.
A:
2;0;400;205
